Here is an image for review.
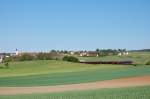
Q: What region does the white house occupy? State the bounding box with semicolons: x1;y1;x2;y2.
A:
0;56;3;63
118;52;122;56
123;51;129;55
15;49;19;56
70;51;74;55
125;51;129;55
80;52;87;56
118;51;129;56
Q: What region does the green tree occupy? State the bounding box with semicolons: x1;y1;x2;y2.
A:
20;53;34;61
145;60;150;65
3;57;11;68
4;62;9;68
36;53;52;60
63;56;79;63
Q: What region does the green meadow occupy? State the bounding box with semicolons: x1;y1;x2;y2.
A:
0;60;150;87
0;60;130;77
0;52;150;99
78;52;150;64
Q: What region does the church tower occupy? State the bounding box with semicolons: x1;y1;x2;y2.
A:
15;49;19;56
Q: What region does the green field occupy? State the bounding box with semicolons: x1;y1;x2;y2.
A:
0;60;150;87
0;86;150;99
0;52;149;77
0;52;150;99
78;52;150;65
0;60;130;77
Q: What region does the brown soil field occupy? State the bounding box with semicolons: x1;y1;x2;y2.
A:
0;76;150;95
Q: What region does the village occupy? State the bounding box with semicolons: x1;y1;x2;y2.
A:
0;49;129;63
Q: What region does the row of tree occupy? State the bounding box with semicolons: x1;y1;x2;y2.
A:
96;49;127;56
0;53;79;69
3;52;61;62
50;49;127;56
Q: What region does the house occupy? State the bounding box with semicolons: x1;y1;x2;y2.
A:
124;51;129;55
0;53;5;63
0;56;3;63
87;51;99;57
118;51;129;56
73;51;81;56
80;51;87;56
118;52;122;56
79;51;99;57
70;51;74;55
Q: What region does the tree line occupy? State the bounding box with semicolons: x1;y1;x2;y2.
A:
96;49;127;56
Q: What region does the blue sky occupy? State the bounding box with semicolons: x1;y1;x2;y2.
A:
0;0;150;52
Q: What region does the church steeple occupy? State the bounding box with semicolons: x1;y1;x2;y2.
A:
15;49;19;56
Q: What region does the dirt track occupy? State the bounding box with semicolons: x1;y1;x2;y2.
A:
0;76;150;95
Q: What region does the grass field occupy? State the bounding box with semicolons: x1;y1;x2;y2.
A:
0;60;150;86
0;52;150;99
78;52;150;65
0;86;150;99
0;52;150;87
0;60;130;77
0;52;149;77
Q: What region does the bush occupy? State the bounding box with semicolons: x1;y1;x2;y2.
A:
4;57;12;62
4;62;9;68
3;57;12;68
63;56;79;63
132;62;141;66
36;53;52;60
20;53;34;61
145;60;150;65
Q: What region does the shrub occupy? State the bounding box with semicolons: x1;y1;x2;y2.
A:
4;62;9;68
20;53;34;61
3;57;11;68
4;57;12;62
132;62;140;66
63;56;79;63
36;53;52;60
145;60;150;65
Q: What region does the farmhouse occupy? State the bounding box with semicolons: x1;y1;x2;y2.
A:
87;51;99;57
80;51;87;56
118;51;129;56
79;51;99;57
0;53;6;63
70;51;74;55
0;56;3;63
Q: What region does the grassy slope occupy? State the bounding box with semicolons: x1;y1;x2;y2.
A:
1;86;150;99
0;52;149;87
0;60;127;77
0;65;150;86
78;52;150;64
